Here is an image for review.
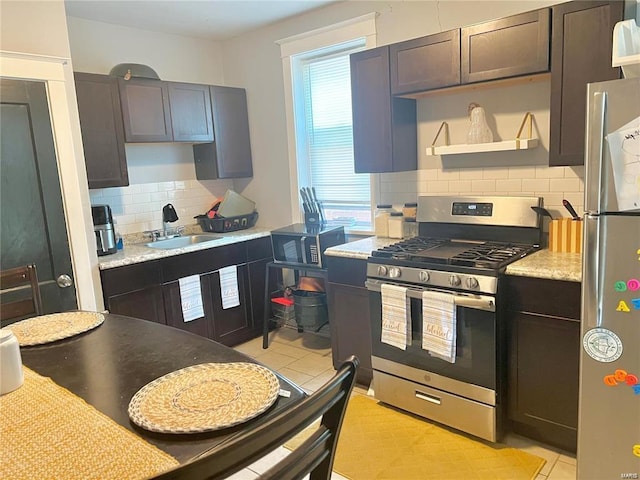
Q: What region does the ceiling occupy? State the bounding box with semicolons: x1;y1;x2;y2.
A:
64;0;339;42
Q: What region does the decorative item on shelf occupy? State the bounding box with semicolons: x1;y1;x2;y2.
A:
426;111;538;156
109;63;160;80
466;103;493;144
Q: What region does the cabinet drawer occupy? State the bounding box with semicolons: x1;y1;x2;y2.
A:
390;29;461;95
462;9;550;84
326;256;367;286
162;244;246;282
504;275;581;320
246;236;273;262
101;261;162;297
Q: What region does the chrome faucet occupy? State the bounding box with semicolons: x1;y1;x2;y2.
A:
161;203;182;239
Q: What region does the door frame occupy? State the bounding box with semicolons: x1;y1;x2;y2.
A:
1;50;102;311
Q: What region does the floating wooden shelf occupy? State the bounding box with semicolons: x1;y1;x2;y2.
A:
426;112;538;156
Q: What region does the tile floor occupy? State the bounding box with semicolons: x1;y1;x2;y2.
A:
233;326;577;480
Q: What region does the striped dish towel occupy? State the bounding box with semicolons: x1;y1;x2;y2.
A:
422;290;457;363
381;284;410;350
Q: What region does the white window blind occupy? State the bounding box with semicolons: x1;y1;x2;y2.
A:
297;42;371;229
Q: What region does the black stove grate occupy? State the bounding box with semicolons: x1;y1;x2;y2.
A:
371;237;536;271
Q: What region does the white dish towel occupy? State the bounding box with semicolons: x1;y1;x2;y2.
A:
422;290;457;363
381;284;410;350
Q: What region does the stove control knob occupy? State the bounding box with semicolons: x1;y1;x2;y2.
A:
376;265;388;276
449;274;461;287
389;267;401;278
419;271;430;283
466;277;479;289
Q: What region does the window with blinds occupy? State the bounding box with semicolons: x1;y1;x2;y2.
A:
294;40;371;230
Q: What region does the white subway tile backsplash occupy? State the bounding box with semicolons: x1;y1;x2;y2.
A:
426;181;449;192
482;168;509;180
495;179;522;192
471;179;495;192
459;169;483;180
522;179;550;192
448;180;473;193
550;178;581;192
535;166;565;178
89;179;232;236
508;167;536;179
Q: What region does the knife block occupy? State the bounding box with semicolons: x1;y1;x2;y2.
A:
549;218;583;253
304;212;321;227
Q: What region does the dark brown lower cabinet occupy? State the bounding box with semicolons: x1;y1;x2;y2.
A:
205;265;253;346
504;275;581;452
101;260;166;325
163;278;211;338
100;237;271;346
326;256;372;385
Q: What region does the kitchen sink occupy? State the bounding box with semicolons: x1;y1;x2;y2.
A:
145;234;223;250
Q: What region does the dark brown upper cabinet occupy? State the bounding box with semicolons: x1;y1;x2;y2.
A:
167;82;214;142
193;86;253;179
390;29;461;95
549;1;623;167
75;72;129;189
118;77;173;142
462;9;550;84
350;46;417;173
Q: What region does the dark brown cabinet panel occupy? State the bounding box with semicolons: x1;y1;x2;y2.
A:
351;47;416;173
162;277;211;337
118;78;173;142
549;1;623;166
206;265;253;346
74;73;128;189
504;275;581;452
101;261;165;324
390;30;461;95
193;86;253;179
462;9;550;84
326;256;372;385
167;82;214;142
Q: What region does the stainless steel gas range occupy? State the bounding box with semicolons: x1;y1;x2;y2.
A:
366;195;543;442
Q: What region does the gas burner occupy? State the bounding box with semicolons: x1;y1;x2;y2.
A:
371;237;537;271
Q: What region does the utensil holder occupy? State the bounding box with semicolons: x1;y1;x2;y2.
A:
304;212;321;227
549;218;583;253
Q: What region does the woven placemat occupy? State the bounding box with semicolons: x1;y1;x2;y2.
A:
3;311;105;346
0;367;178;480
129;362;280;434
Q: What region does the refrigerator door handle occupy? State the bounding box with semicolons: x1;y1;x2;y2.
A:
582;215;602;328
585;91;607;213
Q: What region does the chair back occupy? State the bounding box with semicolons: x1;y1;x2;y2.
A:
1;264;43;323
152;355;359;480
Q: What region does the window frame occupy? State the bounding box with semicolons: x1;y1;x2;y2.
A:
277;13;378;234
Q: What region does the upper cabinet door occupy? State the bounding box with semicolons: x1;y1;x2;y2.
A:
390;29;461;95
549;1;623;167
194;86;253;179
118;78;173;142
74;73;128;189
168;82;214;142
351;46;417;173
462;9;550;84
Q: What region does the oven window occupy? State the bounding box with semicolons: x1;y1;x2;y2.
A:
370;294;496;390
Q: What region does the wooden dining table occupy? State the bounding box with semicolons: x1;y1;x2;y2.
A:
18;313;307;464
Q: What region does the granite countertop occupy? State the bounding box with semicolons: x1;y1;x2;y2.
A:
325;236;583;282
98;227;272;270
505;249;582;282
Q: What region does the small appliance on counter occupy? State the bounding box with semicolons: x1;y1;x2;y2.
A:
271;224;345;268
91;205;117;256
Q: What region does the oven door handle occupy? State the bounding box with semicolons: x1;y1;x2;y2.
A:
365;280;495;312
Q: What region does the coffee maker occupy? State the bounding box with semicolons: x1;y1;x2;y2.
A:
92;205;117;256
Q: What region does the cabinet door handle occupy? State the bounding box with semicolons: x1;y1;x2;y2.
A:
415;391;441;405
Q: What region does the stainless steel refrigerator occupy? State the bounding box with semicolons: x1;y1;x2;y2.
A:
578;77;640;479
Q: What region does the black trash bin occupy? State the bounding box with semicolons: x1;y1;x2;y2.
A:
293;290;328;330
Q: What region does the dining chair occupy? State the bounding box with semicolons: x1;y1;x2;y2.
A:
152;355;359;480
0;264;43;323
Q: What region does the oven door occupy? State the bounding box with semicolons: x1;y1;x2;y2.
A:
366;278;497;393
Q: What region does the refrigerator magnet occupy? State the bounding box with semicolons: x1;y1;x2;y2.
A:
583;328;623;363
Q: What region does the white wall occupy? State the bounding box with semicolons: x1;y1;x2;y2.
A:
66;17;234;234
0;0;101;311
221;0;581;228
